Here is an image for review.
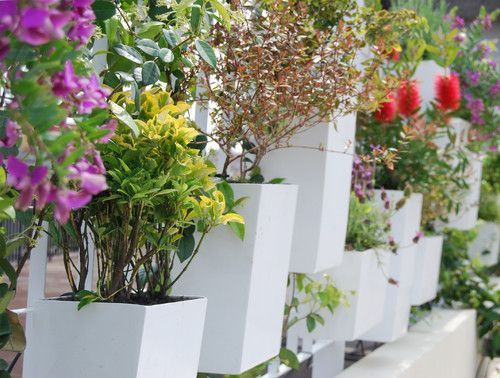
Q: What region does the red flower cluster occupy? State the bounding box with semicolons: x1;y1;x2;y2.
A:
374;93;397;123
397;80;421;117
435;74;461;111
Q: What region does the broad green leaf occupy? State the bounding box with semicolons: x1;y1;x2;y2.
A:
0;259;16;289
1;310;26;353
137;21;164;39
91;0;116;21
142;61;160;85
158;48;174;63
228;221;244;241
136;39;160;57
306;315;316;332
279;347;299;369
113;44;143;64
190;0;203;33
195;39;217;69
216;181;234;209
162;29;179;48
208;0;231;30
177;234;195;263
109;101;140;136
268;177;285;184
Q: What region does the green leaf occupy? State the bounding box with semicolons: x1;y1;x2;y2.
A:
137;21;164;39
268;177;285;184
0;259;16;289
91;0;116;21
177;234;195;263
195;39;217;69
158;48;174;63
216;181;234;209
0;288;13;314
142;61;160;85
162;30;179;48
113;44;143;64
136;39;160;57
208;0;231;30
109;101;140;137
279;347;300;370
306;315;316;332
228;221;244;241
190;0;203;34
1;310;26;353
75;290;99;310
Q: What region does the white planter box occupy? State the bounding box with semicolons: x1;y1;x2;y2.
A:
287;249;390;345
438;153;482;231
468;221;500;266
260;115;356;273
410;235;444;306
413;60;445;110
173;184;298;374
23;297;207;378
361;191;423;342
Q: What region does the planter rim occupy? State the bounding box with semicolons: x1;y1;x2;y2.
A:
422;234;444;240
223;182;298;188
345;248;391;254
42;295;207;309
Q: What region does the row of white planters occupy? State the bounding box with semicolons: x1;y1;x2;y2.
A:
25;116;357;378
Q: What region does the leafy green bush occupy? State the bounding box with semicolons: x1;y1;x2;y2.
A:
479;153;500;222
345;193;389;251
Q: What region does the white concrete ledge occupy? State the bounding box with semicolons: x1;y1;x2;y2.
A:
336;309;477;378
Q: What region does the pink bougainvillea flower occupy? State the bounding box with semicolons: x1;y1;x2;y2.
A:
17;7;72;46
68;0;96;46
52;61;79;97
0;120;20;148
0;0;18;32
97;119;117;143
54;189;91;223
435;74;461;111
397;80;421;117
374;92;397;123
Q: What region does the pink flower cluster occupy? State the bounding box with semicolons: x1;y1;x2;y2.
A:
6;150;108;223
52;61;110;114
0;0;96;61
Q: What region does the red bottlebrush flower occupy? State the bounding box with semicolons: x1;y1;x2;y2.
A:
389;47;400;62
374;93;397;123
435;74;461;111
397;80;421;117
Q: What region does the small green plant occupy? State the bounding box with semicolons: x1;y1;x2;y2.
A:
345;194;390;251
479;153;500;223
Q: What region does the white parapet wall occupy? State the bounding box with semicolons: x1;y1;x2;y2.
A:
336;309;477;378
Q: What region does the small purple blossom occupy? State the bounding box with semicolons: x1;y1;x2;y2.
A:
413;231;423;244
0;120;20;148
483;14;492;30
490;81;500;96
454;32;466;43
466;71;481;86
68;0;96;46
0;0;18;33
452;16;465;29
465;94;485;125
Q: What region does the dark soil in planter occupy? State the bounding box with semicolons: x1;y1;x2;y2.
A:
53;292;197;305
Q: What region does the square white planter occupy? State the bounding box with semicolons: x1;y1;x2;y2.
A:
173;183;298;374
410;235;444;306
287;249;390;345
23;297;207;378
260;114;356;273
361;191;423;343
413;60;445;110
468;221;500;266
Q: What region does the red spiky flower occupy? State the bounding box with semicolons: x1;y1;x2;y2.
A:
374;92;397;123
388;47;400;62
435;74;461;111
397;80;421;117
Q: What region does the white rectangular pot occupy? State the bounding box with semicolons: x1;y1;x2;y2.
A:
23;297;207;378
468;221;500;267
361;191;423;343
173;183;298;374
410;235;444;306
413;59;445;110
260;114;356;273
287;249;390;345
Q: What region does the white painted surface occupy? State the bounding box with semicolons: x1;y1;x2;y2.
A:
361;191;423;342
287;249;390;344
410;235;444;306
24;297;207;378
413;60;445;110
337;309;477;378
173;184;298;374
260;115;356;273
468;221;500;266
312;341;345;378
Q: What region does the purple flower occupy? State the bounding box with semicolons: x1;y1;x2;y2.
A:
0;0;18;33
52;61;79;97
413;231;423;244
454;33;466;43
452;16;465;29
17;7;72;46
490;81;500;96
68;0;96;46
483;14;492;30
465;94;485;125
80;172;107;194
97;119;117;143
54;189;91;223
466;71;481;86
0;120;20;148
